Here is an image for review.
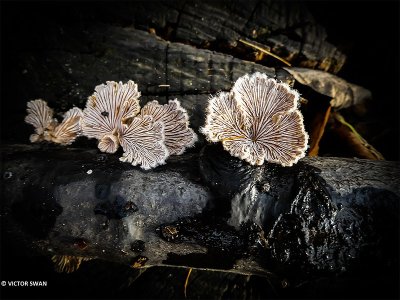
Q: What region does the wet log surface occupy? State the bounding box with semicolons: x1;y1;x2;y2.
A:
1;144;399;298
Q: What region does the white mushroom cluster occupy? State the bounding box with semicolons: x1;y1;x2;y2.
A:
25;80;197;170
200;72;308;167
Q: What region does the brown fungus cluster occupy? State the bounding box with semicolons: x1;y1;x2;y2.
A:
200;72;308;167
25;80;197;170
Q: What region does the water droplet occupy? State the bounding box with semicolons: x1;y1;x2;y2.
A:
262;182;270;192
3;171;12;180
96;154;107;162
281;279;289;288
87;170;93;175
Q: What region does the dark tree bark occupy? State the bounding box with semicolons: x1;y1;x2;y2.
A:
1;144;399;282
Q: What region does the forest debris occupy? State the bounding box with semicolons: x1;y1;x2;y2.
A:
239;39;292;66
184;268;193;298
308;105;331;156
283;67;372;109
330;112;385;160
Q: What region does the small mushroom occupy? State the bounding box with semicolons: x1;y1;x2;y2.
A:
25;99;57;142
25;100;83;145
98;131;120;154
139;99;198;155
119;115;169;170
50;107;83;145
201;72;308;166
81;80;141;153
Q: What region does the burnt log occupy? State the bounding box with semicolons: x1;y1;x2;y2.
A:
3;1;343;147
4;21;292;145
1;144;399;283
87;0;347;73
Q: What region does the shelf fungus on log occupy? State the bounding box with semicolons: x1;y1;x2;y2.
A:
139;99;198;156
81;80;197;169
119;115;169;170
1;144;399;284
26;80;198;170
25;99;83;145
81;80;141;153
201;73;308;166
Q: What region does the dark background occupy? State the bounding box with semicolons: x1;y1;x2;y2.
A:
1;1;399;299
308;0;400;160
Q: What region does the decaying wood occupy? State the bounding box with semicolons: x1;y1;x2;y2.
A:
114;0;346;73
283;67;372;109
308;105;331;156
14;24;291;133
328;112;385;160
1;144;398;280
8;1;346;143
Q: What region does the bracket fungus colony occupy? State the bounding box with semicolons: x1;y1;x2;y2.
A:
201;72;308;167
25;80;197;170
25;73;308;169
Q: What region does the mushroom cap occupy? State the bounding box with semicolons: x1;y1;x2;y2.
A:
81;80;141;150
25;99;55;136
119;115;169;170
232;73;299;120
201;72;308;167
98;132;120;154
140;99;198;155
50;107;83;145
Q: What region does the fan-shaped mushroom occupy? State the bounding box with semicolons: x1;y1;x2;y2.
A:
201;72;308;167
119;115;169;170
50;107;83;145
25;99;57;142
81;80;141;153
139;99;197;155
25;100;83;145
25;80;198;170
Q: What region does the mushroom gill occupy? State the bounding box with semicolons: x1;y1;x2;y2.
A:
201;72;308;167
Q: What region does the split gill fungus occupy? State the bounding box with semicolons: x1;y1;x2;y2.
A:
25;99;83;145
201;72;309;167
24;80;198;170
